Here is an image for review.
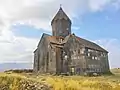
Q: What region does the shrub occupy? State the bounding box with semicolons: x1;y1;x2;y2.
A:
4;69;33;73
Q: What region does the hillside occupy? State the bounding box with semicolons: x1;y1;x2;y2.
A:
111;68;120;74
0;63;32;72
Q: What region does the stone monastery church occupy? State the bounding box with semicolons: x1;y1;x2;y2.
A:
33;7;110;75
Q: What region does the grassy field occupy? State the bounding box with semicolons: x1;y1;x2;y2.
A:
0;73;50;90
1;68;120;90
30;74;120;90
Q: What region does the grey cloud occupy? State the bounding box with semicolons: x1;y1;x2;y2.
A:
0;0;120;66
0;0;119;31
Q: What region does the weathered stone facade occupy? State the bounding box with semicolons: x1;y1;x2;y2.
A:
33;7;110;75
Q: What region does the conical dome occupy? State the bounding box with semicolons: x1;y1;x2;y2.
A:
51;7;71;25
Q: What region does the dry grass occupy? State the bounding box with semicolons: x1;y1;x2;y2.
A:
0;73;50;90
35;75;120;90
1;68;120;90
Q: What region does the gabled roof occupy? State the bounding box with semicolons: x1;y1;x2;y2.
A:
35;33;108;53
51;7;71;25
76;36;108;53
46;36;64;44
33;48;38;53
61;34;71;44
46;36;58;44
34;33;51;53
37;33;51;47
62;34;108;53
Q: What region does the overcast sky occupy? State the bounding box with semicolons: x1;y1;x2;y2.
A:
0;0;120;68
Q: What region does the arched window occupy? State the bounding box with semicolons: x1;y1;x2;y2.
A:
95;57;97;60
78;49;80;54
87;53;90;56
92;56;94;59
